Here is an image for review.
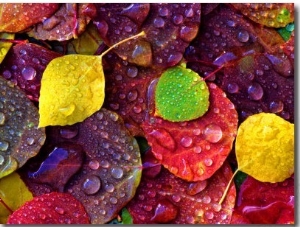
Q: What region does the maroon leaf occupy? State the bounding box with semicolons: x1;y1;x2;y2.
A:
20;108;142;224
103;53;161;136
232;175;294;224
93;3;201;69
28;3;96;41
0;3;59;32
7;192;90;224
142;83;238;181
0;43;61;101
127;150;236;224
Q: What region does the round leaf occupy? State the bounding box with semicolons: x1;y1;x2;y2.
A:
236;113;294;182
155;65;209;122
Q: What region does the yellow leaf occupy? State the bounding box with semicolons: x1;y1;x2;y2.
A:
0;172;33;223
0;33;14;64
236;113;294;182
39;31;145;127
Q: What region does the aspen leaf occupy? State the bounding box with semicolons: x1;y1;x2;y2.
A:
38;31;145;127
0;33;14;64
0;172;33;224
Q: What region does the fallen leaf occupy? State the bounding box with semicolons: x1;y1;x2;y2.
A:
155;64;209;122
0;76;46;179
7;192;90;224
0;172;33;224
0;33;14;64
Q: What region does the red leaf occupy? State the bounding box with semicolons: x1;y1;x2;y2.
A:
127;150;236;224
7;192;90;224
142;83;238;181
232;175;294;224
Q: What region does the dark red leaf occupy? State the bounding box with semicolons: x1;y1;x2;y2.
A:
0;43;61;101
94;3;201;69
0;3;59;32
142;83;238;181
28;3;96;41
127;150;236;224
232;175;294;224
7;192;90;224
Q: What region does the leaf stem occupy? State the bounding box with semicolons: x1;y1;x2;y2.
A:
100;31;146;57
219;168;239;205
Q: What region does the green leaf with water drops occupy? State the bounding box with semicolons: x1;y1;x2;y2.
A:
38;31;145;127
0;172;33;223
0;33;14;64
277;23;294;41
0;76;46;179
155;64;210;122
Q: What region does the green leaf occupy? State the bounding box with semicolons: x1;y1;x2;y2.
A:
39;31;145;127
277;23;294;41
155;64;210;122
108;208;133;224
0;172;33;223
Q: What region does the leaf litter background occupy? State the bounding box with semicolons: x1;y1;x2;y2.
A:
0;3;294;224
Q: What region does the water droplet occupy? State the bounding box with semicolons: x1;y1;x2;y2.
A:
202;195;211;204
269;101;284;113
256;69;264;76
153;17;165;28
248;82;264;100
111;167;124;179
2;70;12;79
21;66;36;80
150;199;178;223
143;205;153;211
110;197;118;204
173;14;183;25
204;158;213;166
237;30;249;42
100;160;110;168
60;125;78;139
105;184;115;193
213;203;222;212
159;7;169;17
26;137;35;145
193;146;202;154
109;112;119;121
133;105;142;113
204;124;223;143
185;8;194;17
0;112;5;125
227;20;236;27
127;90;138;101
0;155;4;165
205;211;214;219
0;141;9;151
180;136;193;147
126;66;138;78
82;175;101;195
55;207;65;214
59;103;76;116
172;194;181;202
187;180;207;195
88;160;100;170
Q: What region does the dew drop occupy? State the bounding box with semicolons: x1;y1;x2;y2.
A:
0;112;5;125
227;20;236;27
82;175;101;195
237;30;249;42
126;66;138;78
2;70;12;79
248;82;264;100
127;90;138;101
173;14;183;25
187;180;207;195
88;160;100;170
204;124;223;143
105;184;115;193
21;66;36;80
150;199;178;223
203;195;211;204
153;17;165;28
269;101;284;113
193;146;202;154
205;211;214;219
59;103;76;116
111;167;124;179
0;141;9;151
59;125;78;139
26;137;35;145
180;136;193;148
227;83;239;93
172;194;181;202
204;158;213;166
159;7;169;17
143;205;153;211
213;203;222;212
100;160;110;168
110;197;118;204
55;207;65;215
185;8;194;17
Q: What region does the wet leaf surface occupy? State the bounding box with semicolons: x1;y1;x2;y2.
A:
231;3;294;28
20;108;142;224
7;192;90;224
233;175;294;224
28;4;96;41
0;43;61;101
0;76;46;179
0;33;14;64
0;172;33;223
127;150;236;224
0;3;59;33
94;3;201;69
142;83;238;181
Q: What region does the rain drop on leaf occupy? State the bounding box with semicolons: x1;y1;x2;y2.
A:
38;31;145;127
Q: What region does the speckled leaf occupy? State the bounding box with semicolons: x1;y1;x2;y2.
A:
0;43;61;101
142;83;238;181
93;3;201;69
155;65;209;122
233;175;294;224
28;3;96;41
0;33;14;64
127;150;236;224
0;3;59;32
67;23;103;55
7;192;90;224
231;3;294;28
103;53;162;136
0;172;33;224
235;113;294;183
0;76;46;179
21;108;142;224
